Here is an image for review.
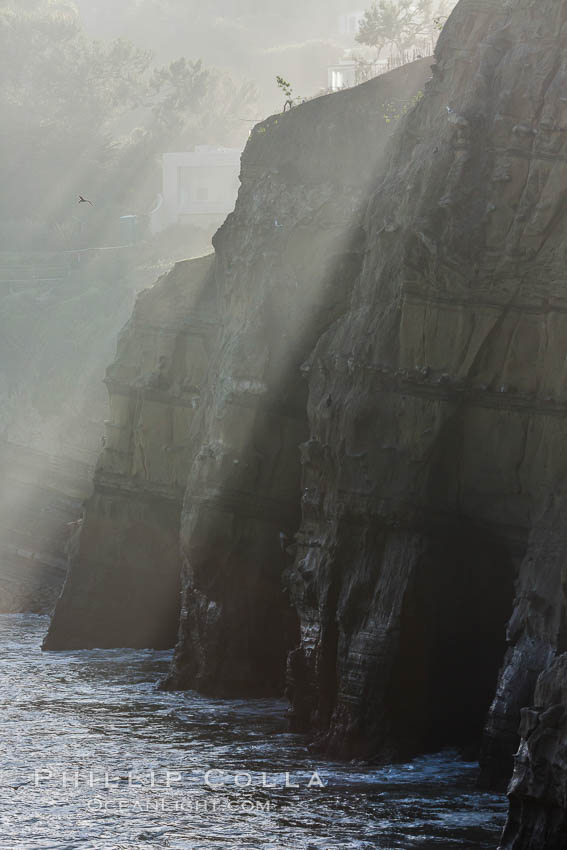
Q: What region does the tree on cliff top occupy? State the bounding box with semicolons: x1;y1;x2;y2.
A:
0;0;256;248
356;0;454;57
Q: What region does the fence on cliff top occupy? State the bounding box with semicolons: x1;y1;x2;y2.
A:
327;43;435;95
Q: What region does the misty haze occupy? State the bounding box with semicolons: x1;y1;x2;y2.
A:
0;2;565;849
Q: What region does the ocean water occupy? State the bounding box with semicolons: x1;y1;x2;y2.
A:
0;615;507;850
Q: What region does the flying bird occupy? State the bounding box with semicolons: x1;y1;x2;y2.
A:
78;195;93;206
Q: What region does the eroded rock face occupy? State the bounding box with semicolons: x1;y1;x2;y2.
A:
498;661;567;849
285;0;567;783
162;60;434;695
43;257;218;648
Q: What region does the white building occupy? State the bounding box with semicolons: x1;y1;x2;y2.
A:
151;146;242;234
328;57;359;91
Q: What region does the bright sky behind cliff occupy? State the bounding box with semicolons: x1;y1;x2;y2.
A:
0;0;456;254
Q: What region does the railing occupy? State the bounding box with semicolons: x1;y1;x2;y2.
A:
328;42;435;93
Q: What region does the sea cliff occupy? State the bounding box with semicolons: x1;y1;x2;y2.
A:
44;2;567;845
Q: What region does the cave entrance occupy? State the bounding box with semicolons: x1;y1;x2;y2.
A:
390;525;517;757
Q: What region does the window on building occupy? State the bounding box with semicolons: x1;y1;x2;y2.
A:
197;186;209;201
331;70;345;90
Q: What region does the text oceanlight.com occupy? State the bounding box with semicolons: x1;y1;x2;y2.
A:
86;797;275;814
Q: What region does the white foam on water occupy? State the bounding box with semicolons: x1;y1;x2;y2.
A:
0;615;507;850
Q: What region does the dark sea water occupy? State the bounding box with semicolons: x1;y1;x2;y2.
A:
0;615;507;850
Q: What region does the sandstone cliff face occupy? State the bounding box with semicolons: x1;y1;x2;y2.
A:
165;64;434;695
45;58;431;664
287;0;567;771
284;3;567;846
0;240;218;614
44;1;567;845
44;256;217;648
499;654;567;850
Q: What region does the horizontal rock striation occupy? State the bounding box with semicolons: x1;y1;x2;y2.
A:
43;256;218;648
286;0;567;781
